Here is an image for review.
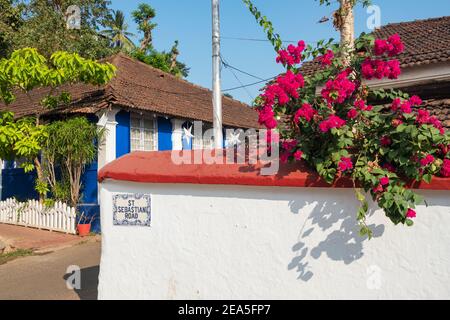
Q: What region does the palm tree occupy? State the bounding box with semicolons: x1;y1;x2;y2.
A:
102;10;135;51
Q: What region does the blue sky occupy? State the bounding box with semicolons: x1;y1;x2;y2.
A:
110;0;450;104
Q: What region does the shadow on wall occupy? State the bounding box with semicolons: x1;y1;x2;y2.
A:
287;199;385;282
135;181;389;285
63;265;99;300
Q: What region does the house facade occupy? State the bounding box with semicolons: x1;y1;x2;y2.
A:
0;53;260;231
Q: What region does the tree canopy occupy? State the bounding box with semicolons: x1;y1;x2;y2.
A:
0;48;115;200
1;0;115;59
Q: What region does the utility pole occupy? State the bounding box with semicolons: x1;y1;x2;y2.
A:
212;0;223;149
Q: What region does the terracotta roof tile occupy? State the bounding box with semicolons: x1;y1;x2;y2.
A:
421;98;450;129
0;53;260;128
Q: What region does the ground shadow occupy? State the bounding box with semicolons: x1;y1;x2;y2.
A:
63;265;99;300
287;198;385;281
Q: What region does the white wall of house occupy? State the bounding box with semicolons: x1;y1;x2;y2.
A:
96;108;120;170
98;180;450;299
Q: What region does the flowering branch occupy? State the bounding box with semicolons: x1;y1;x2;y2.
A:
255;33;450;236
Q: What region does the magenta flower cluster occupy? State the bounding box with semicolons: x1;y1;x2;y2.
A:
294;103;317;123
321;69;356;104
361;58;401;80
319;115;346;133
373;34;405;57
276;41;306;66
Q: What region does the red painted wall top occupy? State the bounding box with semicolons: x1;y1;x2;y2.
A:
98;151;450;190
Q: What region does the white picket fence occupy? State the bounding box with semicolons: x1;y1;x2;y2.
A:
0;198;77;234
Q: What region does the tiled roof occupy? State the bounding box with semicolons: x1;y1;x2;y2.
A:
421;98;450;129
301;15;450;76
0;53;260;129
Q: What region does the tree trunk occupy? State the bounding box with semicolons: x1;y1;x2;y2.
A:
34;157;45;202
140;32;152;51
34;114;46;203
336;0;355;64
170;52;178;71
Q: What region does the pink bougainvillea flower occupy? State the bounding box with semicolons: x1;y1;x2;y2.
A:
420;154;435;167
258;106;278;129
354;99;366;110
293;150;303;161
441;159;450;177
321;71;356;104
294;103;317;123
380;177;390;186
276;70;305;99
390;98;402;112
281;139;298;152
262;70;305;109
317;50;334;67
276;41;306;66
391;98;412;114
374;39;388;56
319;115;347;133
406;208;417;219
280;151;290;163
400;100;412;114
387;34;405;56
416;109;430;125
353;99;373;112
387;60;401;79
380;136;392;147
338;157;353;172
362;58;401;80
409;95;423;106
373;35;404;57
415;109;444;134
372;184;384;194
347;108;358;119
427;115;445;135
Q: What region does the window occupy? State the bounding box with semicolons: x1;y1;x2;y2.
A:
130;114;158;152
193;122;214;150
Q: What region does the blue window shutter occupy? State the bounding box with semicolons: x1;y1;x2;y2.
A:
157;117;173;151
116;110;130;158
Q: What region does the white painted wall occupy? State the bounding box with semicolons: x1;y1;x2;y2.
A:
171;118;184;151
96;108;120;170
98;180;450;300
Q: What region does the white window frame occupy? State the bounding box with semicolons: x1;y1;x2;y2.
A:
130;113;158;152
192;122;214;150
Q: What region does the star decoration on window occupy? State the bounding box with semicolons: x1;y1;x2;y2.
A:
227;132;242;146
183;125;194;143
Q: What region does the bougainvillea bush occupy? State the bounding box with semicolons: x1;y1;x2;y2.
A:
255;34;450;237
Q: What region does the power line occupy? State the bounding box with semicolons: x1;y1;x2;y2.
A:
222;36;321;44
220;55;255;100
220;57;266;81
222;77;275;92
